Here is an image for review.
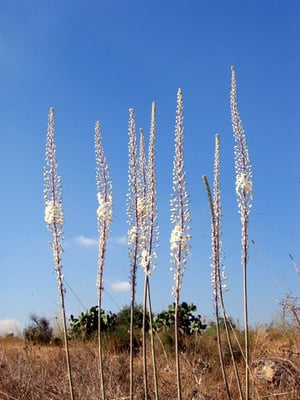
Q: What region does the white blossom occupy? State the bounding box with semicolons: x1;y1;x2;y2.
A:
236;173;253;197
44;200;64;226
170;224;182;251
128;226;138;245
97;192;113;223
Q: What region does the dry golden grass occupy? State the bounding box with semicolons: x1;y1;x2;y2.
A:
0;328;299;400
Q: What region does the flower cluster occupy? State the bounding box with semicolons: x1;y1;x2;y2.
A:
236;173;253;197
44;200;64;226
127;104;159;278
211;134;228;297
127;108;139;282
170;89;191;297
97;192;113;223
94;121;113;293
142;102;159;274
43;107;64;280
230;66;253;217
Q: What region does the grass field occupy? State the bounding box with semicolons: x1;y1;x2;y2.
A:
0;326;299;400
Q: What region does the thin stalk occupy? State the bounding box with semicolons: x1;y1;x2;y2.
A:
218;289;244;400
146;280;159;400
174;288;182;400
57;246;74;400
129;203;139;400
97;231;107;400
142;274;149;400
242;212;250;399
98;299;105;400
130;285;137;400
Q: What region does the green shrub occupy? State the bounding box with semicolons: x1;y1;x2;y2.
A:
153;302;206;334
69;306;116;340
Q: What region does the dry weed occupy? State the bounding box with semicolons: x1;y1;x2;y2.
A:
0;330;299;400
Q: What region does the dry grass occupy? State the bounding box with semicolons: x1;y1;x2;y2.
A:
0;328;299;400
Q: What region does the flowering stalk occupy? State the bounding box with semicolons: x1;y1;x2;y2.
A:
44;107;74;400
138;128;150;400
203;134;243;400
139;102;159;400
202;134;231;399
170;89;191;400
213;134;244;400
230;66;253;400
145;102;159;400
95;121;113;400
127;108;140;400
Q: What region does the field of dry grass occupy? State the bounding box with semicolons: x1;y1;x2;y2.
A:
0;327;299;400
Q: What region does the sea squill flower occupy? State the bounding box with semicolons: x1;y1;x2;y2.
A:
231;66;253;217
95;120;113;400
95;121;113;294
230;66;253;400
170;89;191;297
43;107;64;275
43;107;74;399
146;102;159;273
127;107;140;400
170;89;191;400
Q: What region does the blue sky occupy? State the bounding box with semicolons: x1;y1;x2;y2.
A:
0;0;299;333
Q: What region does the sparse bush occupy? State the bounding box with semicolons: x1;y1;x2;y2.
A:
113;305;145;352
24;314;53;345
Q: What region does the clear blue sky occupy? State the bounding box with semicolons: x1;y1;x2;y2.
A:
0;0;299;333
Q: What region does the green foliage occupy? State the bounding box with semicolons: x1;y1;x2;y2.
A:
158;331;175;353
112;305;146;352
69;306;116;340
115;304;145;329
153;302;206;335
24;314;53;344
69;305;145;343
69;303;206;348
205;317;236;336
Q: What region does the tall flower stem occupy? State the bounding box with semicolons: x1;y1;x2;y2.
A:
203;135;244;400
127;108;140;400
140;102;159;400
170;89;191;400
44;107;74;400
230;66;253;400
203;175;229;398
146;102;159;400
95;121;113;400
139;128;149;400
202;134;231;400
